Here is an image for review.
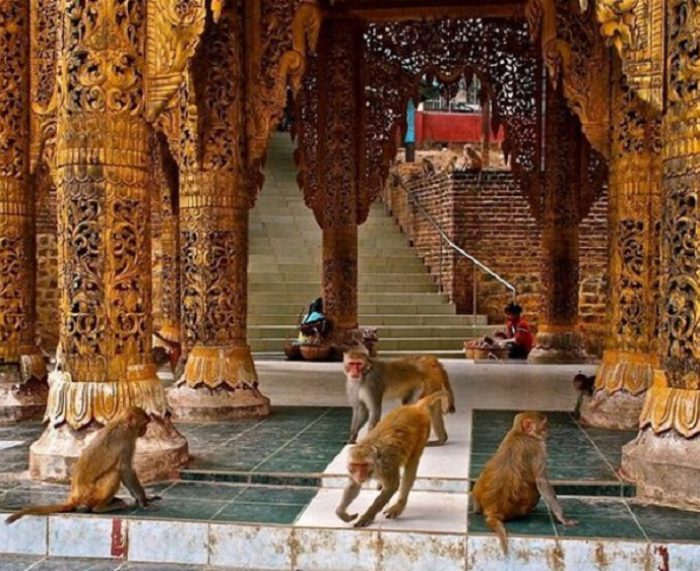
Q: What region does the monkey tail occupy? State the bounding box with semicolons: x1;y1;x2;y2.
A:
485;513;509;555
5;502;76;524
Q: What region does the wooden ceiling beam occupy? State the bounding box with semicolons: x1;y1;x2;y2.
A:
324;2;525;22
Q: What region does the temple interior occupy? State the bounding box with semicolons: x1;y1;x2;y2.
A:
1;0;699;569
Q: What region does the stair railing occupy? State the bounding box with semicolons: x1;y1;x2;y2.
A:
394;182;517;318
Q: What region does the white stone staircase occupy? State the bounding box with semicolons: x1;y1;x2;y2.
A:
248;132;492;357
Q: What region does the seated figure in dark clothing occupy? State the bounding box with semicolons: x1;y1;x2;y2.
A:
496;302;534;359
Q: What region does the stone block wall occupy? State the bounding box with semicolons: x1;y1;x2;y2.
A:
383;169;609;356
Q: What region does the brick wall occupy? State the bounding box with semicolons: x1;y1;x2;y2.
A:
384;169;609;356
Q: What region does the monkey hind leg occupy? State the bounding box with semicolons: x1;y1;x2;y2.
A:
92;497;130;514
485;513;509;555
427;402;448;446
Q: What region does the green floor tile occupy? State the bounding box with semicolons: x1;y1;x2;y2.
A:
556;517;645;540
0;555;44;571
213;501;304;524
130;499;228;521
235;486;317;505
160;482;246;502
469;513;556;536
629;503;700;542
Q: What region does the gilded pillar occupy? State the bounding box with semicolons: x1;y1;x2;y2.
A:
318;18;362;352
152;138;181;347
620;0;700;508
528;81;587;363
480;88;491;169
166;5;270;421
29;0;188;482
580;62;662;429
0;1;48;422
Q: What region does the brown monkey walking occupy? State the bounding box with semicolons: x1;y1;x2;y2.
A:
335;392;446;528
6;406;159;523
472;411;577;554
343;349;456;445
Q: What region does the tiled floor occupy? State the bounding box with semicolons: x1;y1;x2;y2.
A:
470;410;636;496
2;362;700;570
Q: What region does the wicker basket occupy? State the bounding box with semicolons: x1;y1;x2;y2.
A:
472;346;509;360
300;344;332;361
283;341;302;360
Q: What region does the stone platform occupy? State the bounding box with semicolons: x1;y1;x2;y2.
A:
0;361;699;570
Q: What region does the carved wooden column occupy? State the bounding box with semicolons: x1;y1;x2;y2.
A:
580;63;662;429
318;18;362;352
0;1;48;422
620;0;700;508
29;0;188;482
166;5;270;421
528;81;587;363
152;138;181;347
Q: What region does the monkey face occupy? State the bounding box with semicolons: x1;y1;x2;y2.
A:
349;461;372;484
344;358;366;381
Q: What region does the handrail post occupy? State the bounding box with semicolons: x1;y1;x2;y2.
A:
472;261;477;320
438;237;443;293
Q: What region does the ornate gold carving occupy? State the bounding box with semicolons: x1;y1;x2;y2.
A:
145;0;206;122
594;0;664;109
246;0;321;195
0;1;46;383
658;0;700;394
640;371;700;437
45;368;168;430
596;350;657;394
178;346;260;390
44;0;164;427
596;63;661;396
528;0;611;157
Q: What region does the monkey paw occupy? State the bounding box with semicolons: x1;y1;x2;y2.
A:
353;516;374;528
383;504;405;519
560;518;578;527
336;511;358;523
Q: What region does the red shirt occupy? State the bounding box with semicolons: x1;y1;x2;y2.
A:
506;317;534;353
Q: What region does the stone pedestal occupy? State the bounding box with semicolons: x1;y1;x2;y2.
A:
0;365;47;424
29;415;189;484
579;351;655;429
621;428;700;510
527;328;587;364
168;345;270;422
579;390;644;430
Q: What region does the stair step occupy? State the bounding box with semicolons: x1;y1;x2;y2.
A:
247;132;488;355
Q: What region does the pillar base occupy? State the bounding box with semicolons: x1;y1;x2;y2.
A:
168;345;270;422
579;351;654;429
0;365;48;424
621;427;700;510
579;389;644;430
527;329;588;364
29;416;189;483
167;384;271;422
326;327;378;360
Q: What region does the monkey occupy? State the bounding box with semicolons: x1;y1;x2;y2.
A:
342;349;456;445
5;406;159;523
572;373;597;419
421;157;435;176
335;392;447;528
572;372;595;396
472;411;577;554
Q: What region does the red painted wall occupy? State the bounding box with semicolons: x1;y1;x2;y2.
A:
414;111;504;145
